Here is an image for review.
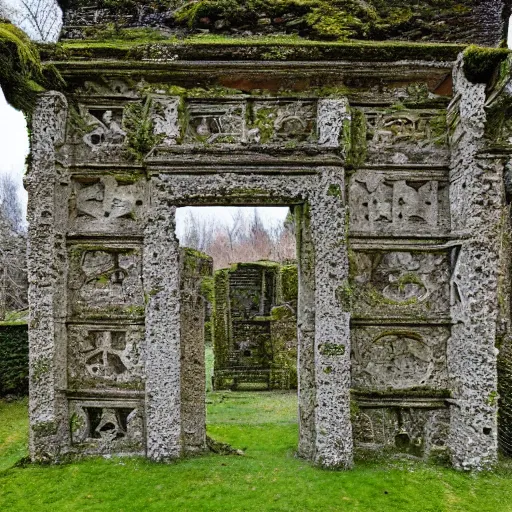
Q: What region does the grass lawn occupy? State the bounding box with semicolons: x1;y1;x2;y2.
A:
1;391;512;511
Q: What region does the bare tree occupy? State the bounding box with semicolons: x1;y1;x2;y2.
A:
179;208;296;270
181;211;216;253
13;0;61;42
224;210;243;250
0;174;27;318
0;175;24;234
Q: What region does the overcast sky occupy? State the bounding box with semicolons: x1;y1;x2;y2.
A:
0;89;29;215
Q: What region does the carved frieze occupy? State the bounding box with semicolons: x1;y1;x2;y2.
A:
349;170;450;234
352;406;450;457
68;325;145;390
366;109;448;149
69;399;144;454
68;245;144;318
65;96;349;161
351;326;450;390
350;250;450;319
248;100;317;144
69;176;145;234
184;100;246;144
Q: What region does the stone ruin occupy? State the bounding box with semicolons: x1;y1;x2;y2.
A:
25;0;512;470
212;261;298;390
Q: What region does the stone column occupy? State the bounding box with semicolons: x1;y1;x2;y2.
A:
144;177;182;460
447;59;502;470
26;92;69;461
296;203;317;460
180;249;211;453
311;167;353;469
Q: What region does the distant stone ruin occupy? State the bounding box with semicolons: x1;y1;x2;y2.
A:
24;0;512;471
212;261;297;390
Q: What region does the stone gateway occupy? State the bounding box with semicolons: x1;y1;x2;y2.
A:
25;0;512;471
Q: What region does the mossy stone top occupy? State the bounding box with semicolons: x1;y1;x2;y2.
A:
58;0;511;47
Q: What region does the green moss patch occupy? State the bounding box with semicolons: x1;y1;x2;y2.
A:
0;22;63;112
463;45;510;84
174;0;376;41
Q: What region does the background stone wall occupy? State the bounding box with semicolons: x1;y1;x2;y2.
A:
0;324;28;396
212;261;298;390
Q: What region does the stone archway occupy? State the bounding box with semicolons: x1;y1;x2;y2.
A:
26;44;505;471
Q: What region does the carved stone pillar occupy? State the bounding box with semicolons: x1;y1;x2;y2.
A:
311;167;353;469
447;60;502;470
143;177;183;460
26;92;69;461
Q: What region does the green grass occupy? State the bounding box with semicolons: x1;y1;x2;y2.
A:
0;398;28;471
2;393;512;511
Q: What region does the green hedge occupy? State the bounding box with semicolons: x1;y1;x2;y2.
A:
0;324;28;396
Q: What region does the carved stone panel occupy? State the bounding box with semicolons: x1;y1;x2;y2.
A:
350;250;450;319
351;326;450;390
151;96;181;146
68;245;144;319
68;325;145;390
70;106;126;148
69;399;144;454
184;100;246;144
248;100;317;144
69;176;146;234
366;109;447;148
363;108;448;165
349;170;450;234
67;105;128;162
352;406;450;458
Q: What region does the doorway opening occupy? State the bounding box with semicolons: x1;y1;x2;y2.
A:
176;206;299;457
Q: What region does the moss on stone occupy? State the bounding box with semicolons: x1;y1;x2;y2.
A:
463;45;510;84
172;0;481;43
250;106;275;143
0;22;44;112
48;38;465;65
346;108;367;169
123;96;165;160
327;184;342;198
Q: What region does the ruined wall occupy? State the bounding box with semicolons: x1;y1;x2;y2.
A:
25;105;210;461
212;261;298;390
27;34;511;469
481;55;512;458
347;97;454;461
0;324;29;396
